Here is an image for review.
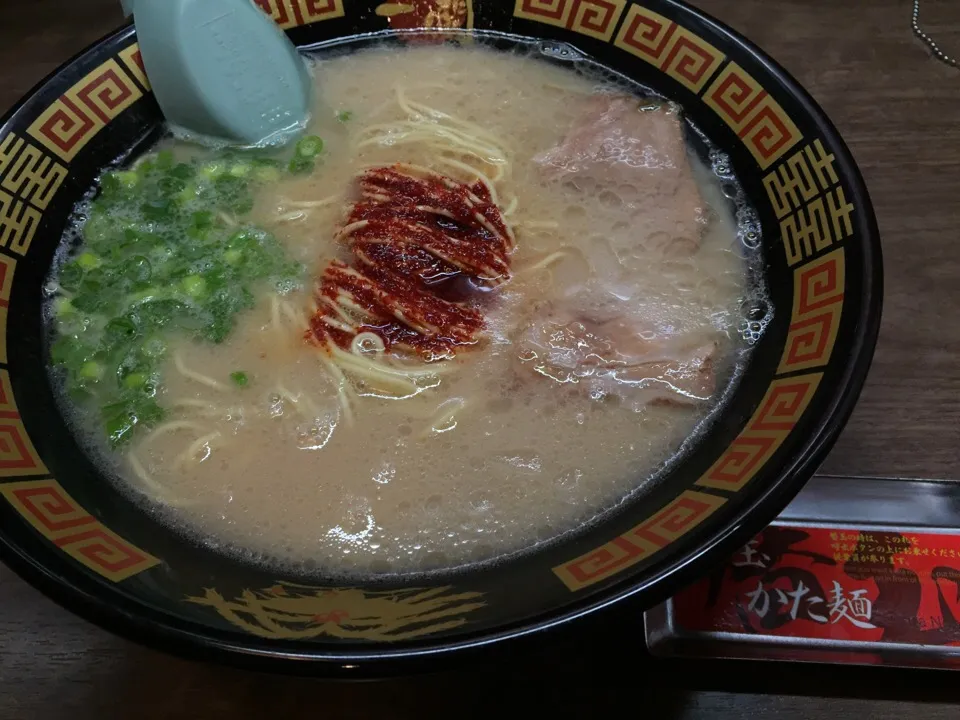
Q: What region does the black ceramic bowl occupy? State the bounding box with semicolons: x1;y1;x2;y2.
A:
0;0;880;674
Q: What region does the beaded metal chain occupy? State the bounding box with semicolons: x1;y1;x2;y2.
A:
912;0;958;68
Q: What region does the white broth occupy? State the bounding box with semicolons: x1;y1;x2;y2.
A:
53;43;763;576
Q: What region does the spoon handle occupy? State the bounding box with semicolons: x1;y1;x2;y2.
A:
124;0;313;146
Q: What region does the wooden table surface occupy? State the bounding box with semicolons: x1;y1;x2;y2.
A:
1;0;959;717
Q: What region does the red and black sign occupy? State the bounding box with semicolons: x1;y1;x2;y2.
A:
675;526;960;645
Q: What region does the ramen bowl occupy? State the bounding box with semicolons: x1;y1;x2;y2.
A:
0;0;880;673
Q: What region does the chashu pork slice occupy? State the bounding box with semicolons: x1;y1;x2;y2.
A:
515;302;719;408
535;94;707;256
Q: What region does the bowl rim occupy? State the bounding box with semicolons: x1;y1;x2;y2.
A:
0;1;883;675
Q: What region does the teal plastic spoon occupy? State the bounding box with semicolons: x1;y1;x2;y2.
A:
121;0;313;146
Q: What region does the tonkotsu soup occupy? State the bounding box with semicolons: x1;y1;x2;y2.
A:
47;41;768;576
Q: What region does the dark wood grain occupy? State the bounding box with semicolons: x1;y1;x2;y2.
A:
691;0;960;480
1;1;959;717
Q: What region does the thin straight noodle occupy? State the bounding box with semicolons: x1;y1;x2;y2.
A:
335;220;370;240
331;294;378;321
433;156;500;205
356;123;508;171
396;86;507;150
174;431;223;468
279;194;340;209
364;96;397;122
218;211;238;228
316;293;357;328
372;164;514;252
516;248;579;276
318;313;355;335
276;381;321;419
358;119;501;152
355;128;506;168
270;296;283;334
326;343;453;379
544;81;596;95
170;398;221;417
324;347;425;397
357;86;511;171
433;144;507;182
316;352;355;426
280;301;308;331
414;206;459;221
350;331;386;357
127;451;198;506
418;397;466;437
334;359;420;396
141;420;209;446
175;354;228;391
274;210;307;223
521;220;559;230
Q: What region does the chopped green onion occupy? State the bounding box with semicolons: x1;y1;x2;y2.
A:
101;171;139;196
181;275;207;298
116;171;139;189
135;158;156;177
158;176;187;197
59;263;84;292
200;161;227;179
105;413;135;447
51;141;306;447
254;166;281;183
141;336;167;358
288;156;314;175
229;162;252;178
141;198;178;222
123;372;148;390
169;162;195;180
190;210;215;235
54;298;75;316
177;182;198;205
79;362;103;381
336;110;353;123
295;135;324;158
223;248;243;266
76;252;101;271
